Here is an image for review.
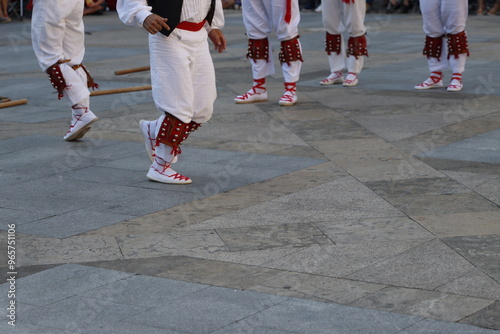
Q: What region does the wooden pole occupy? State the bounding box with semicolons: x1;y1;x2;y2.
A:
0;99;28;109
90;85;152;96
114;66;150;75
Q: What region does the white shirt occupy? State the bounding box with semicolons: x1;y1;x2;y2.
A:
117;0;224;31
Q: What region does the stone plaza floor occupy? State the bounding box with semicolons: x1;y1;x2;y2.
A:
0;8;499;334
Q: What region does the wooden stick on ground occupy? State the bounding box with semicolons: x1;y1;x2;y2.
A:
90;85;152;96
114;66;150;75
0;99;28;109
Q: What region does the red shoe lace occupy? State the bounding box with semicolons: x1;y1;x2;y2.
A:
238;78;266;100
280;82;296;103
152;157;190;181
146;122;157;157
67;105;88;134
429;71;443;84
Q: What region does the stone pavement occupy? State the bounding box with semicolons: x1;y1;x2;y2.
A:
0;8;499;334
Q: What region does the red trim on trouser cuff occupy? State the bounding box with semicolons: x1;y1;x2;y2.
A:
177;20;206;32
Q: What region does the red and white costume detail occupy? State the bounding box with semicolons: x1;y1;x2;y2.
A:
321;0;367;87
118;0;224;184
31;0;99;141
235;0;302;106
415;0;469;91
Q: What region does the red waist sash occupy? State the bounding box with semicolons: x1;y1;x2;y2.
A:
177;20;206;32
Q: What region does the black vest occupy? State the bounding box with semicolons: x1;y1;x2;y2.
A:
148;0;216;37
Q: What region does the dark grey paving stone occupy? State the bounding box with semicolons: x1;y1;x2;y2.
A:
4;264;133;306
123;285;288;333
241;297;422;334
90;322;186;334
0;321;78;334
417;130;500;164
24;295;146;333
92;189;197;217
460;301;500;331
0;208;53;227
80;275;208;307
15;209;135;238
401;318;499;334
443;235;500;283
216;223;333;251
347;239;476;290
365;177;473;197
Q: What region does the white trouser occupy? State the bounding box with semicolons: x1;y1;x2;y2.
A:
322;0;367;74
149;28;216;124
420;0;468;73
241;0;302;83
31;0;90;106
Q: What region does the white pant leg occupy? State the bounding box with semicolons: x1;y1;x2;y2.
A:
421;0;448;72
60;64;90;106
272;0;301;83
322;0;347;73
442;0;468;74
442;0;468;35
31;0;89;105
31;0;85;71
344;0;367;74
242;0;275;80
149;29;216;124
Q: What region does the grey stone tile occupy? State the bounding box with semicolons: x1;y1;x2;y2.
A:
8;264;133;306
437;269;500;301
350;286;494;323
347;239;476;290
443;235;500;283
413;211;500;238
16;209;135;239
195;111;310;146
312;138;443;182
24;295;146;333
60;165;147;186
216;223;333;251
460;301;500;331
272;176;405;221
0;176;141;215
365;177;473;197
401;318;498;334
240;297;422;334
443;170;500;206
116;230;227;259
123;285;288;333
249;271;386;305
417;130;500;164
80;275;208;307
90;322;186;334
153;257;284;290
17;235;123;266
0;321;79;334
316;217;434;245
264;239;430;278
0;208;53;227
382;193;499;217
92;189;197;217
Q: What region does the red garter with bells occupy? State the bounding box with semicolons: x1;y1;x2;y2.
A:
279;36;304;66
347;35;368;59
423;35;444;61
246;38;270;63
325;33;342;55
447;31;470;59
155;113;201;157
46;60;99;100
